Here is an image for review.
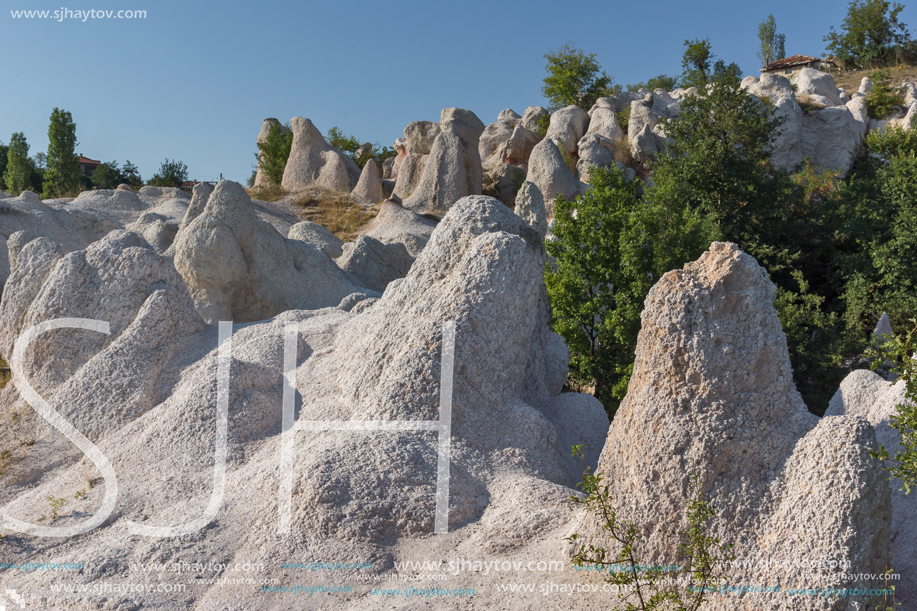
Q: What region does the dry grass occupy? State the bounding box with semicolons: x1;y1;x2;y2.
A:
832;65;917;94
247;185;377;242
796;94;829;114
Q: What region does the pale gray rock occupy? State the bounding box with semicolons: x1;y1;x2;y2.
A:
578;242;892;611
172;180;367;323
351;159;384;204
525;137;587;216
288;220;345;258
521;105;549;132
826;371;916;607
357;198;437;256
875;312;893;340
403;120;440;155
116;183;133;192
392;152;427;199
479;120;514;170
513;180;547;238
584;106;625;146
497;108;522;127
791;67;844;106
859;77;874;95
482;162;526;206
576;134;620;182
335;235;414;293
403;108;485;217
903;82;917;106
545;105;590;155
281;117;361;192
381;156;395;179
391;137;408;179
742;73;804;171
846;95;870;135
801;107;862;176
630;123;658;162
253;118;287;188
504;124;541;166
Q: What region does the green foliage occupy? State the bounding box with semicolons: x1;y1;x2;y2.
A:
44;107;81;198
824;0;908;69
627;74;678;92
757;14;786;67
679;39;741;90
567;446;734;611
535;113;551;138
47;495;65;520
866;69;905;119
255;122;293;187
0;142;8;188
325;126;392;170
541;43;620;111
3;132;32;195
90;160;123;189
868;321;917;495
545;166;713;414
148;158;188;188
120;160;142;189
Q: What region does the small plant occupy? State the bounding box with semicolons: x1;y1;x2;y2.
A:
615;107;632;133
535;113;551;139
558;143;577;175
47;495;65;520
866;69;905;120
566;445;734;610
74;489;86;500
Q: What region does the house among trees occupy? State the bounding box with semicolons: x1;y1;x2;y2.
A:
760;54;826;75
77;154;101;177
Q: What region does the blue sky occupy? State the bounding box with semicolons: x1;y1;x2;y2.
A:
1;0;915;184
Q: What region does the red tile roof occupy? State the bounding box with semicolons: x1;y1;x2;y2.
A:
76;156;101;165
761;55;821;72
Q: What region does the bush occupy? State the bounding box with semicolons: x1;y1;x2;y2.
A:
3;132;32;195
147;158;188;188
866;69;905;119
43;108;81;198
255;122;293;187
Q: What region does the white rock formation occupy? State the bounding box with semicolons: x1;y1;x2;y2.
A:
403;108;485;217
826;370;916;607
252;118;289;188
801;107;862;176
172;180;369;323
281;117;361;193
497;108;522;126
350;158;383;204
287;220;345;258
791;67;844;107
742;73;804;171
545;105;590;155
357;198;438;256
521;105;549;132
579;242;892;611
513;180;548;238
525;137;587;215
335;235;414;293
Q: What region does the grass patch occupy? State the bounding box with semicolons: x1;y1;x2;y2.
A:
832;64;917;95
796;94;828;114
287;186;376;242
246;184;287;203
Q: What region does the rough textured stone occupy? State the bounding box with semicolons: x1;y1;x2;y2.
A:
172;180;368;323
479;120;514;169
826;371;916;607
584;106;624;146
525;137;587;216
579;242;892;611
403;121;440;155
335;235;414;293
287;220;345;258
357;198;437;257
351;159;384;204
281;117;362;192
513;181;548;238
521;105;549;132
791;67;844;107
482;163;526;207
575;134;620;182
742;74;804;171
497;108;522;127
403;108;485;217
504;124;541;166
801;107;862;176
545;105;590;155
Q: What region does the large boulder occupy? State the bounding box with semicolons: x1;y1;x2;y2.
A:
791;67;844;107
825;371;916;606
335;235;414;293
742;73;804;171
525;137;587;216
545;105;590;155
521;105;549;132
576;134;620;182
497;108;522;126
513;181;548;239
357;198;438;257
172;180;368;323
403;120;440;155
584;106;625;146
252;118;288;189
350;159;383;204
403;108;485;217
504;124;541;166
287;220;344;258
578;242;892;611
281;117;361;193
801;107;862;176
479;120;515;170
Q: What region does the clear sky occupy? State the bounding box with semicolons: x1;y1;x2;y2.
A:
2;0;915;184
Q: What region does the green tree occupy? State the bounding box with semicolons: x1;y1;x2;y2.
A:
627;74;678;92
255;122;293;187
3;132;33;195
120;160;142;189
325;127;392;169
757;14;787;67
91;160;123;189
44;107;81;197
541;44;619;111
824;0;907;68
546;166;713;414
680;38;713;89
866;68;905;119
148;158;188;187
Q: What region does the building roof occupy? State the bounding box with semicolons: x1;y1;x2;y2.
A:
76;155;101;165
761;54;821;72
